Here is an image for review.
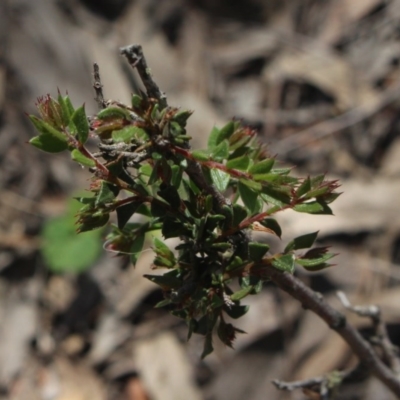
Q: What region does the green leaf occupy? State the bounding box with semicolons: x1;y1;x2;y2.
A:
29;116;68;153
293;201;333;214
171;165;183;187
97;107;130;120
239;178;262;192
296;177;311;198
116;201;141;229
29;135;67;154
205;194;213;213
217;321;235;348
238;181;258;214
96;182;117;206
259;218;282;238
322;192;341;204
248;158;275;175
208;121;235;149
158;185;181;209
239;276;262;294
191;149;210;161
162;216;188;239
230;286;254;301
201;334;214;359
153;237;175;260
71;149;96;167
224;304;249;319
139;164;153;176
271;168;292;175
77;213;109;232
232;204;247;227
71;105;89;144
207;126;220;149
226;155;250;171
226;256;245;272
297;257;334;269
216;121;235;145
173;109;193;127
296;247;335;270
252;173;277;182
144;270;181;289
154;255;176;268
155;299;172;308
131;94;143;109
310;174;325;188
130;233;146;266
221;205;233;230
210;169;230;192
229;134;252;151
152;152;162;160
260;185;291;207
304;186;331;199
248;242;270;262
284;231;319;253
272;254;295;273
210;294;225;310
205;214;225;232
63;95;75;117
57;93;71;126
41;200;102;273
112;126;148;143
136;204;152;217
211;140;229;161
211;242;231;251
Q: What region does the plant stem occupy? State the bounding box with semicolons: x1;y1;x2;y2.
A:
264;266;400;398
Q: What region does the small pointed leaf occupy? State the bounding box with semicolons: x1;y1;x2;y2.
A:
284;231;319;253
296;177;312;198
211;140;229;161
210;168;230;192
259;218;282;238
238;181;258;214
71;105;89;144
248;242;270;262
248;158;275;175
230;286;254;301
112;126;148;143
226;155;250;171
116;201;141;229
71;149;96;167
130;233;146;266
96;182;117;206
293;201;333;214
272;254;295;273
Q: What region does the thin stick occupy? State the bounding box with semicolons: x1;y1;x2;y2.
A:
120;44;227;211
93;63;106;110
120;45;168;110
265;267;400;397
337;291;400;378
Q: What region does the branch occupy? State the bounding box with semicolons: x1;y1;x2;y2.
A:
120;45;228;211
264;266;400;398
119;44;168;110
273;374;337;400
273;362;371;399
337;291;400;378
92;63;106;110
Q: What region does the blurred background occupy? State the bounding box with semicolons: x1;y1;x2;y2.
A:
2;0;400;399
